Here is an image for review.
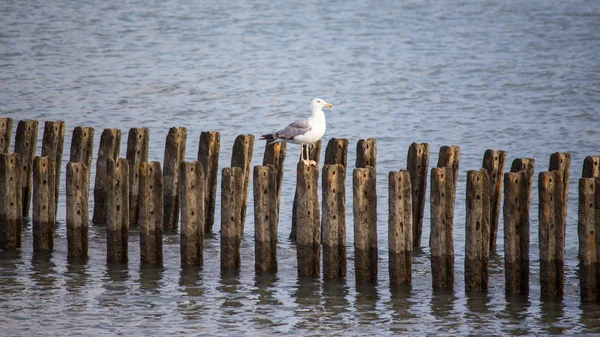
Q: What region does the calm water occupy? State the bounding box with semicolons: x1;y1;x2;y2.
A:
1;0;600;335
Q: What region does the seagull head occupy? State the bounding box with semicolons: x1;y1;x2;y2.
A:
311;98;333;111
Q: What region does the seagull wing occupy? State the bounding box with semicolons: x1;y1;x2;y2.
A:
272;120;311;140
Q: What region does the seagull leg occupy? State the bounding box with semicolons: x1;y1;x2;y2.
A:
301;144;310;166
308;143;317;166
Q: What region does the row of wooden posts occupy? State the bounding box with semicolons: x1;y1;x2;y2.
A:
0;118;599;303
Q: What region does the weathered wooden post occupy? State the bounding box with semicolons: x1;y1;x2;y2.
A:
430;167;455;289
290;140;322;240
325;138;348;167
504;158;534;295
126;127;149;226
465;169;491;292
296;162;321;277
93;129;121;225
14;120;38;217
41;120;66;216
578;177;598;302
32;156;56;251
0;118;13;154
139;161;163;265
106;158;129;263
437;146;460;187
254;165;278;273
354;166;377;282
231;134;254;232
322;164;346;279
388;170;412;285
0;153;22;249
407;142;429;248
549;152;571;239
69;126;94;179
198;131;220;234
262;140;286;216
356;138;377;169
482;149;506;250
221;167;243;270
66;162;89;259
582;156;600;178
163;127;187;232
179;161;204;266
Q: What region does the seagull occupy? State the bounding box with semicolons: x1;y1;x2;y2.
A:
260;98;333;166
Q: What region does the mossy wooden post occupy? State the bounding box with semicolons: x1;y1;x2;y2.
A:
126;127;149;226
231;134;254;232
179;161;205;266
356;138;376;170
465;169;491;292
221;167;243;270
407;142;429;248
582;156;600;178
66;162;89;259
322;164;346;279
263;140;286;219
69;126;94;182
106;158;129;263
538;170;565;297
41;121;66;216
296;162;321;277
354;167;377;282
163;127;187;232
430;167;455;289
93;129;121;225
254;165;278;273
0;118;13;154
290;140;322;241
482;149;506;250
388;170;412;285
14;120;38;217
139;161;163;265
32;156;56;251
198;131;220;234
578;177;598;302
0;153;22;249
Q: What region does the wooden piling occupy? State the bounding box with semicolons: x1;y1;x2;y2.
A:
66;162;89;259
356;138;376;169
139;161;163;265
92;129;122;225
322;164;346;279
69;126;94;181
126;127;149;226
179;161;205;266
325;138;348;167
41;120;66;216
510;158;535;193
14;120;38;217
106;158;129;263
290;139;322;241
163;127;187;232
221;167;243;270
437;145;460;187
231;134;254;232
198;131;220;234
578;177;598;302
549;152;571;241
32;156;56;251
0;117;13;154
296;161;321;277
407;142;430;248
482;149;506;250
353;167;377;282
388;170;412;285
582;156;600;178
465;169;491;292
253;165;278;273
430;167;455;289
262;140;286;217
0;153;22;249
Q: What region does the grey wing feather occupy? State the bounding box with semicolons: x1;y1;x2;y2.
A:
275;119;311;139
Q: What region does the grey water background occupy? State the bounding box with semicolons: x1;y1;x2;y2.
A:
1;0;599;335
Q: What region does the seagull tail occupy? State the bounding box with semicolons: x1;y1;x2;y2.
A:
260;133;276;141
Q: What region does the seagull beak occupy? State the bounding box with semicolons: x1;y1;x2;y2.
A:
325;103;333;108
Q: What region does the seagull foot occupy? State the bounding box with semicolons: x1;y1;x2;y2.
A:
302;159;317;167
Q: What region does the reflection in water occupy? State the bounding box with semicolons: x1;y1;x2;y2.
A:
293;276;323;330
503;294;532;336
251;273;279;328
138;265;164;294
218;269;244;329
465;292;493;334
579;303;600;333
101;264;130;309
65;260;89;294
388;285;417;334
322;278;351;331
177;266;206;321
539;298;566;335
31;251;57;291
0;249;24;297
355;282;381;325
430;289;459;333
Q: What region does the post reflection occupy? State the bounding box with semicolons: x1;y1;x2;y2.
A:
218;269;244;328
430;289;459;331
322;278;351;330
177;266;206;321
355;281;380;325
539;297;566;335
388;284;417;334
251;273;279;328
293;276;322;330
31;250;56;290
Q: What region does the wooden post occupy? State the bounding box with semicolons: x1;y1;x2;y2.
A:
0;117;13;154
126;127;149;226
437;145;460;187
325;138;348;167
353;167;377;282
262;140;286;214
504;164;533;295
482;149;506;250
41;120;66;216
296;162;321;277
32;156;56;251
388;170;412;285
139;161;163;265
231;134;254;232
430;167;455;289
69;126;94;182
549;152;571;241
0;153;22;249
254;165;278;273
538;170;565;297
221;167;243;270
198;131;220;234
510;158;535;196
93;129;122;225
179;161;204;266
66;162;89;259
578;177;598;302
322;164;346;279
465;169;491;292
14;120;38;217
106;158;129;263
163;127;187;232
582;156;600;178
290;139;322;240
356;138;376;169
407;142;429;248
